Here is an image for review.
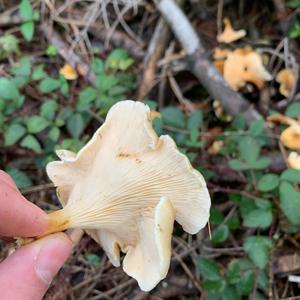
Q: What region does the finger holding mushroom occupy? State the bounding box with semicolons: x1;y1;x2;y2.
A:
39;100;210;291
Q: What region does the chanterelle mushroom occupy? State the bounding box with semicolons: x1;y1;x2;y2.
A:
42;100;211;291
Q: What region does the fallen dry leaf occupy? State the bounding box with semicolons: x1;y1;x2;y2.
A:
217;18;246;44
274;253;300;274
223;48;272;90
276;68;296;97
59;63;78;80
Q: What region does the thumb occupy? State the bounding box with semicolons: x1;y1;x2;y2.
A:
0;233;72;300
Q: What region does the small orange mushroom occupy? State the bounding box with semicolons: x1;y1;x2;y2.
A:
223;48;272;90
217;18;246;44
268;114;300;150
276;68;296;97
59;63;78;80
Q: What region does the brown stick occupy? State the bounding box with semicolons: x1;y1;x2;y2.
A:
138;18;170;100
89;25;145;61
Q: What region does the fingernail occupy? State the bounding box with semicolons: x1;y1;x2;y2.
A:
35;234;72;285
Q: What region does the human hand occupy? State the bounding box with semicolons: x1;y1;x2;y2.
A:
0;170;72;300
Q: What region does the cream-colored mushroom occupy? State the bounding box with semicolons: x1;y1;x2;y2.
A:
288;152;300;170
42;100;211;291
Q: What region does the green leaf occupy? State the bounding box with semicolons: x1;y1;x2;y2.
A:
289;20;300;38
21;21;34;41
92;58;105;74
33;10;40;21
212;224;229;244
280;181;300;225
227;214;240;230
40;100;57;120
59;76;69;96
77;87;97;111
228;159;248;171
67;113;85;138
20;134;42;153
225;260;241;284
210;207;225;225
39;77;61;93
243;236;272;269
32;64;47;80
48;126;60;142
203;280;226;294
222;286;241;300
243;208;272;229
0;77;20;100
237;270;255;295
257;174;279;191
6;167;32;189
248;157;271;170
0;35;19;58
4;123;26;146
238;136;260;164
285;103;300;117
46;45;57;56
288;0;300;8
187;110;202;130
232;115;246;130
85;254;101;266
161;106;185;128
20;0;33;20
26;116;49;133
197;258;221;281
249;119;265;136
280;168;300;183
11;57;31;77
106;49;134;71
95;74;119;93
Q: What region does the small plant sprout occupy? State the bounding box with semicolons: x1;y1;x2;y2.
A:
34;100;211;291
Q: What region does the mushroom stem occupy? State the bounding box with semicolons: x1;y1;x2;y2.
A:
41;209;72;237
16;209;71;246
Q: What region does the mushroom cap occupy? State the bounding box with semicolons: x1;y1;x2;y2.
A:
217;18;246;44
59;63;78;80
281;125;300;150
223;48;272;90
268;114;300;150
288;152;300;170
276;68;296;97
46;100;211;291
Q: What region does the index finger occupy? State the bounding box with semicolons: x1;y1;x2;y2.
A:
0;170;49;237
